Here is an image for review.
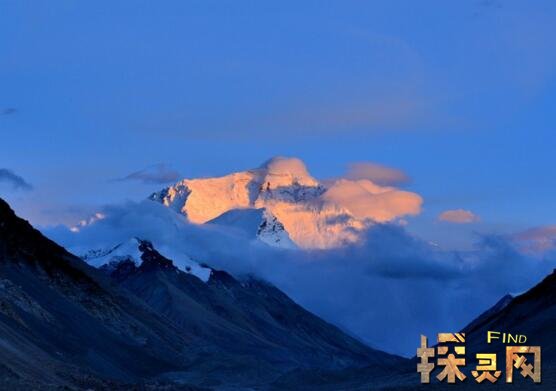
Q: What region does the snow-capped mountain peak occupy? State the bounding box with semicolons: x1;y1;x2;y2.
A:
148;157;324;224
149;156;422;249
257;156;320;190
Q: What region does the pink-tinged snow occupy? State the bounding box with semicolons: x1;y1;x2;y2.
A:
151;157;422;249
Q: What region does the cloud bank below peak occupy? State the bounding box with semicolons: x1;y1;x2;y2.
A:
43;199;555;356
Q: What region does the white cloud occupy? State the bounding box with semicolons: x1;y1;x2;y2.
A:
261;156;314;182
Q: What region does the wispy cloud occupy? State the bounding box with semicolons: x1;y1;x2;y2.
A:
115;164;180;184
1;108;17;116
345;162;410;186
0;168;32;190
438;209;479;224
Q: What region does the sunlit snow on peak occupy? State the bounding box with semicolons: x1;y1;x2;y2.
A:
150;157;423;249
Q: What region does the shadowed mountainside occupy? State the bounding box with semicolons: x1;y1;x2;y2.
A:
269;270;556;390
0;197;209;390
0;197;405;390
99;238;405;388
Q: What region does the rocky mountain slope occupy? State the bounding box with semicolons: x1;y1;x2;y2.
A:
0;197;406;390
97;237;404;388
0;198;205;389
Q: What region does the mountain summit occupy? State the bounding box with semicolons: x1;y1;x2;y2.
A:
150;157;422;248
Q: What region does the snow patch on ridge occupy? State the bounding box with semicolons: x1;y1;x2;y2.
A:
80;237;212;282
82;237;143;268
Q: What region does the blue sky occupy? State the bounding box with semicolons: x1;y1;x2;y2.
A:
1;0;556;249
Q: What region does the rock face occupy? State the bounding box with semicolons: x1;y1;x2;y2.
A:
0;197;406;389
150;157;422;249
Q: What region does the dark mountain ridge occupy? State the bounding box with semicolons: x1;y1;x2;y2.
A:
0;197;405;390
0;198;206;389
462;269;556;362
100;237;405;388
